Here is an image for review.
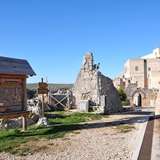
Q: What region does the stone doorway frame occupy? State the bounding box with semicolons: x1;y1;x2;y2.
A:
131;89;146;107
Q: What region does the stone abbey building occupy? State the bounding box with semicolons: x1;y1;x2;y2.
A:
113;48;160;107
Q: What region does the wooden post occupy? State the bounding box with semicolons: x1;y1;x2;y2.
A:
68;92;70;109
22;116;27;131
41;78;45;117
48;85;50;105
22;77;27;131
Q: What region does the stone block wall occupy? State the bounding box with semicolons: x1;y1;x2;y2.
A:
98;73;122;113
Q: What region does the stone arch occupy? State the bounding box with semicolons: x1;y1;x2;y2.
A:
131;89;146;106
131;89;146;99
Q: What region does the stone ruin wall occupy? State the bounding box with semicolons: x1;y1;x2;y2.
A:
125;83;158;106
72;52;98;105
72;52;122;113
99;73;122;113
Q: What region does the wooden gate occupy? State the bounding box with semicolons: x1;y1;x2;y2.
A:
48;92;71;110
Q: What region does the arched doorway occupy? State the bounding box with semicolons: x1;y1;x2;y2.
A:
138;94;142;106
132;89;146;107
133;93;142;106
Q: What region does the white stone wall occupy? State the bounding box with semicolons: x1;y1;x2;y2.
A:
140;48;160;59
113;48;160;107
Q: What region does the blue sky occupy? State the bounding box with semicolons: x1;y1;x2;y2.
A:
0;0;160;84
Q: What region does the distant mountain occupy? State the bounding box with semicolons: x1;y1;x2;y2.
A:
27;83;74;91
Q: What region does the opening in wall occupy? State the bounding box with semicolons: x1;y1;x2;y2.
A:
135;66;138;71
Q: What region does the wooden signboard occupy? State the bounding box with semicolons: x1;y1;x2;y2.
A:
0;78;23;113
39;82;48;88
38;82;49;94
38;78;49;117
38;88;49;94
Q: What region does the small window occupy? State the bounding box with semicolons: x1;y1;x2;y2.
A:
135;66;138;71
136;81;138;85
148;67;151;71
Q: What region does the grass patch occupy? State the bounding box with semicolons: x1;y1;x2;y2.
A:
0;111;108;155
114;124;135;133
122;101;130;106
72;131;81;134
62;137;70;141
48;143;54;146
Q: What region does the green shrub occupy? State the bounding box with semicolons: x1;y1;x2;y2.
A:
117;88;127;101
122;101;130;106
26;89;37;99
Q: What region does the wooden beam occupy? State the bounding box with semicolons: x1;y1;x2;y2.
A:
0;111;30;119
55;95;68;106
0;74;28;79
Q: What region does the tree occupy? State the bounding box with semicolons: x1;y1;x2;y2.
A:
27;89;37;99
117;88;127;101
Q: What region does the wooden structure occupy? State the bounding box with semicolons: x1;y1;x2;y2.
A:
38;78;49;117
48;92;70;110
0;56;36;131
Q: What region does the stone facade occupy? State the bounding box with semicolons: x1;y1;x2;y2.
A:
114;48;160;90
113;48;160;107
72;52;122;114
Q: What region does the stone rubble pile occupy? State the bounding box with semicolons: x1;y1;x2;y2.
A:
0;99;51;130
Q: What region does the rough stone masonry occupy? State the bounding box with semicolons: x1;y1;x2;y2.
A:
72;52;122;114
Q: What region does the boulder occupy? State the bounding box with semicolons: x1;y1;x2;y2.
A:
37;117;50;126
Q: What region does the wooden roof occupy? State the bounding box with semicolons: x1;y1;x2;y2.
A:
0;56;36;76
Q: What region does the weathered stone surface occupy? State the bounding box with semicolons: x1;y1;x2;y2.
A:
0;102;50;131
4;118;22;129
0;119;6;130
27;102;51;117
28;105;42;115
72;51;122;114
0;117;36;130
31;114;40;123
125;84;158;106
37;117;50;126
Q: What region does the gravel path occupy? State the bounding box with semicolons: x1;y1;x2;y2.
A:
0;114;148;160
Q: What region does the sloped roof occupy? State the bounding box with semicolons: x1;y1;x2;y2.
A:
0;56;36;76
